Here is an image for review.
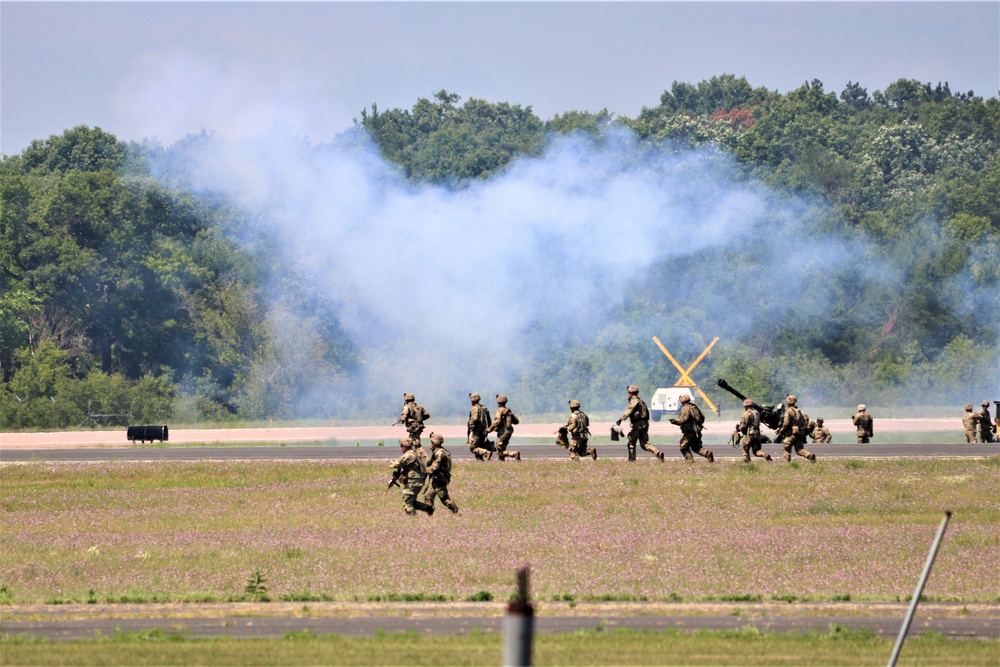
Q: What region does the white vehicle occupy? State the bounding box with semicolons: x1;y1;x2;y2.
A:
649;387;696;421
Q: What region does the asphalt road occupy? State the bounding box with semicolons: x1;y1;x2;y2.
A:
2;611;996;641
1;441;996;462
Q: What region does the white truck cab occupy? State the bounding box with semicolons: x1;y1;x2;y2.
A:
649;387;695;421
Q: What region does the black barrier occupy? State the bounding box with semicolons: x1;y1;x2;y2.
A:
126;425;169;443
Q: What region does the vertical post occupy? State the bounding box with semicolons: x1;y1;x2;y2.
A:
887;511;951;667
503;566;534;667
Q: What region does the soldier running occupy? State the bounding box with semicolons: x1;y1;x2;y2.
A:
399;393;430;460
617;385;664;462
776;395;816;462
486;394;521;461
670;394;714;463
738;398;772;462
390;439;434;516
423;433;459;514
467;393;493;461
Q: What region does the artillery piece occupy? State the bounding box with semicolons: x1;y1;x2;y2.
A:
716;378;785;432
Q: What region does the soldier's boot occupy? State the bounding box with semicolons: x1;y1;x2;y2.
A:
512;451;522;461
683;451;694;462
445;500;459;514
627;447;637;461
805;452;816;462
589;448;597;460
743;454;751;463
570;452;580;461
657;451;665;463
764;453;773;462
783;453;792;462
706;450;715;463
498;451;506;461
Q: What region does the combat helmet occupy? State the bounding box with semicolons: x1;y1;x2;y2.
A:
965;404;974;411
469;393;481;402
742;398;754;408
786;395;797;406
678;394;690;403
983;401;991;407
496;394;508;404
568;400;581;409
857;404;866;411
429;432;444;446
626;385;639;394
403;392;415;401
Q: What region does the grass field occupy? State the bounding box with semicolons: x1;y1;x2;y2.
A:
1;457;997;605
2;626;999;666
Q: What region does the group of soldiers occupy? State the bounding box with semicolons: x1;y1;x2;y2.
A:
388;386;719;515
963;401;996;443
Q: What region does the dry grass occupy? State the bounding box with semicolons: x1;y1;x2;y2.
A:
1;457;998;604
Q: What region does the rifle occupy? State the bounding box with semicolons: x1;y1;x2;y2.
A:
383;468;404;496
716;378;785;432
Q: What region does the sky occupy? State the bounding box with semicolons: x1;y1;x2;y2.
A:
2;1;998;156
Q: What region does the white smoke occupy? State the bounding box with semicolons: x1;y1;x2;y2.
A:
165;126;854;406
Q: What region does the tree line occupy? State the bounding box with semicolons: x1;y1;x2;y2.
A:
1;75;997;428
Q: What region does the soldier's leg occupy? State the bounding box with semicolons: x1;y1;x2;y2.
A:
569;439;582;461
965;429;975;443
409;483;434;515
401;487;417;515
626;434;638;461
496;432;511;460
638;431;663;460
796;443;816;462
782;437;794;461
432;482;458;513
679;436;695;461
695;441;714;462
424;484;438;508
741;442;752;462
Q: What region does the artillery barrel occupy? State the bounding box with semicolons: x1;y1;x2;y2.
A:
716;378;749;402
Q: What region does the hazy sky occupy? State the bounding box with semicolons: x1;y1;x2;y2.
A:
2;1;998;155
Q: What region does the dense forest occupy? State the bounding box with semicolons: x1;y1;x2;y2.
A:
1;75;998;428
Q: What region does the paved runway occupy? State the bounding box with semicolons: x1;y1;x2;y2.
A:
2;611;996;641
1;441;996;462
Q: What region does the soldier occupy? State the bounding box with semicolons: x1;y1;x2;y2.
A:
562;399;597;461
399;393;430;460
390;439;434;516
617;385;664;462
962;404;980;443
852;404;874;444
669;394;714;463
738;398;772;462
810;417;832;444
776;395;816;462
467;393;493;461
977;401;994;443
423;433;459;514
486;394;521;461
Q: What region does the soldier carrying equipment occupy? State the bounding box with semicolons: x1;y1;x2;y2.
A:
716;378;786;432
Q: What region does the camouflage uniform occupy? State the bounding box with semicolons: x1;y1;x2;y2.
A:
423;433;459;514
400;393;430;460
738;400;772;462
619;386;663;462
777;395;816;462
670;395;713;462
852;405;873;444
963;405;980;443
391;440;434;516
977;401;994;443
487;395;521;461
467;393;493;461
564;400;596;461
810;418;832;444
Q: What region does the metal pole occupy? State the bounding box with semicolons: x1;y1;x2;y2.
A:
503;566;534;667
887;510;951;667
